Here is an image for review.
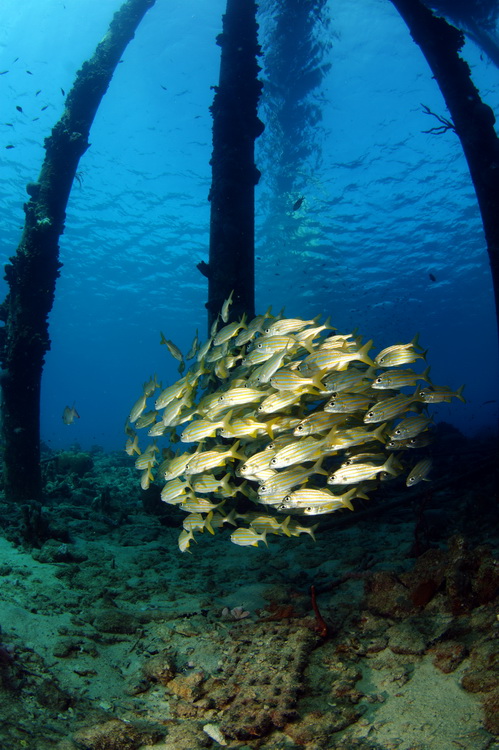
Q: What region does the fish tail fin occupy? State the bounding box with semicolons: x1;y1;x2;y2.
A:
221;409;234;435
383;453;400;477
230;440;246;461
410;332;420;349
422;365;432;384
308;522;319;542
205;511;215;535
300;333;317;354
342;488;356;510
373;423;388;443
264;417;276;439
311;370;326;391
280;515;292;537
220;471;232;490
224;508;238;527
312;457;328;476
456;384;466;403
358;339;375;367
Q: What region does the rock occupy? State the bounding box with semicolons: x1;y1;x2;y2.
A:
429;640;467;673
92;609;141;635
141;651;176;685
36;679;72;711
72;719;158;750
167;671;204;701
387;622;427;655
482;689;499;735
57;452;94;477
461;640;499;693
364;571;417;619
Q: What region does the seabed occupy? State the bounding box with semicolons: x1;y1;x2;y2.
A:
0;427;498;750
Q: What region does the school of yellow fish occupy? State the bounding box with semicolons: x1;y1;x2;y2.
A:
125;298;464;552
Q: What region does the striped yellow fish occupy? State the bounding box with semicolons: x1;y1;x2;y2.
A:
270;368;325;393
160;477;191;503
419;384;465;403
184;441;245;475
293;411;346;437
374;335;425;368
221;289;234;323
388;414;433;440
160;333;183;362
281;486;358;511
406;458;432;487
323;423;387;451
305;340;374;372
372;366;431;390
324;392;373;413
129;393;147;423
183;511;215;534
213;317;247;346
363;391;421;424
180;417;224;443
270;436;325;469
328;453;400;485
258;390;302;414
230;527;268;547
178;528;195;552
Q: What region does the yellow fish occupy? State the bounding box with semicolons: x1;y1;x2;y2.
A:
230;527;268;547
62;403;80;425
221;289;234;322
406;458;432;487
129;393;147;423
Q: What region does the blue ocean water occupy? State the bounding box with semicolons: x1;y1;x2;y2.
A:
0;0;498;453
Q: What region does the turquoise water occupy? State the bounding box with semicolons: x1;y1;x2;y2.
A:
0;0;498;452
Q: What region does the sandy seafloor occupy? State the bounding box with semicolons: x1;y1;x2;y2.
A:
0;427;498;750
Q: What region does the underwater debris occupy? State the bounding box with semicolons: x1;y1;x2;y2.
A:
127;306;464;551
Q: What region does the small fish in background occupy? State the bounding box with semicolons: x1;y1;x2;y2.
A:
160;332;183;362
406;457;432;487
429;273;436;282
292;196;304;211
221;289;234;322
62;403;80;425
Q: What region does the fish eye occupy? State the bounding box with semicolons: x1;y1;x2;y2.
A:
367;411;374;418
270;458;278;466
260;485;267;492
394;429;402;435
374;377;382;384
295;424;304;432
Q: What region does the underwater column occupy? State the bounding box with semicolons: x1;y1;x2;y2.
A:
0;0;156;503
390;0;499;347
204;0;264;327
